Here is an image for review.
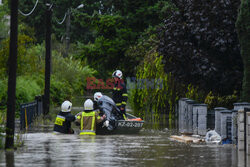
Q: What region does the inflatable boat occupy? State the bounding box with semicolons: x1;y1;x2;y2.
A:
96;113;144;135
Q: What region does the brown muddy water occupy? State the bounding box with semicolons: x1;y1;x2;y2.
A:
1;126;249;167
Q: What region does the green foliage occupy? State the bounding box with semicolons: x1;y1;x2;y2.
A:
128;29;205;125
91;14;124;37
0;75;44;117
129;52;179;123
0;34;35;76
0;2;9;41
51;51;96;95
124;26;159;75
50;76;73;106
0;79;7;110
75;14;136;76
204;91;238;110
185;84;205;102
0;109;5;147
15;76;43;116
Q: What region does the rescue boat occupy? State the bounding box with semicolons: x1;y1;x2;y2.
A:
96;113;144;135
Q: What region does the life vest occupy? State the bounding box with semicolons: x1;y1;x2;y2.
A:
79;111;97;135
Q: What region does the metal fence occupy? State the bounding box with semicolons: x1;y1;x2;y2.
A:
207;110;215;130
226;116;232;140
20;95;43;130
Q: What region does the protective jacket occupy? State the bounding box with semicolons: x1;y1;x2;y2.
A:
76;110;103;135
112;80;128;118
53;111;75;134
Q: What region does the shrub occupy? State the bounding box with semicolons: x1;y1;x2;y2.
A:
52;51;96;95
0;79;7;110
0;75;43;117
50;76;73;106
15;76;43;116
204;91;238;110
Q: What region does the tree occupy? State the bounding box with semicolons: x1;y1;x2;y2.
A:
236;0;250;101
72;0;176;76
19;0;176;76
158;0;242;95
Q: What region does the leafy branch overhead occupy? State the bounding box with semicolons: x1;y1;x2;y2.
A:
158;0;242;95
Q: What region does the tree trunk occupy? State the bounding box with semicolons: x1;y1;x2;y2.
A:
236;0;250;102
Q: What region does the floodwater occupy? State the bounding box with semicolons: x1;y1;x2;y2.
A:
1;126;249;167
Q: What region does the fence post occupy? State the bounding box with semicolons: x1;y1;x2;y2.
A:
246;110;250;155
185;100;196;134
178;98;189;134
192;104;207;135
192;104;198;135
214;107;227;135
35;95;43;116
234;102;250;111
238;109;245;151
231;110;238;144
198;104;207;136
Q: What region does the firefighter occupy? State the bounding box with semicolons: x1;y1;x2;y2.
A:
112;70;128;120
75;99;105;135
53;100;75;134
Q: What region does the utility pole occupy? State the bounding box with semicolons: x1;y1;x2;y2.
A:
65;8;70;57
43;3;52;116
64;4;84;57
5;0;18;149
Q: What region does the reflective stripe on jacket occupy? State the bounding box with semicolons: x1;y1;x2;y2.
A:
76;111;102;135
53;112;75;134
112;80;128;108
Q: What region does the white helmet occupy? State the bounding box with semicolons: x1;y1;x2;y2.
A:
61;100;72;112
94;92;103;101
112;70;122;79
84;99;94;111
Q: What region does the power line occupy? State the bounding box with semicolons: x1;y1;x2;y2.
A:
18;0;39;17
54;12;67;24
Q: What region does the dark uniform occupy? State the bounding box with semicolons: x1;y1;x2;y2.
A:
112;79;128;120
53;111;75;134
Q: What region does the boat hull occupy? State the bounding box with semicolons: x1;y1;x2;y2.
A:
96;113;144;135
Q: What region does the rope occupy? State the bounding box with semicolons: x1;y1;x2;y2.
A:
54;12;67;24
18;0;39;17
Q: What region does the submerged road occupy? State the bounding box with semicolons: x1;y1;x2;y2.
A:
0;128;243;167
